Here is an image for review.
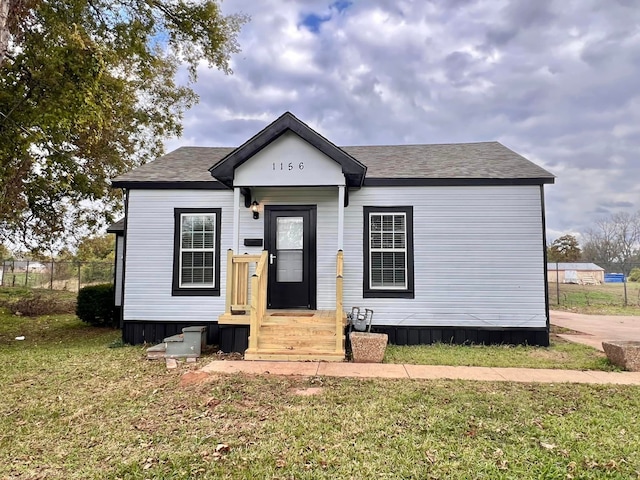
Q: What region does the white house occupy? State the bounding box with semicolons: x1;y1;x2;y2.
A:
110;112;554;360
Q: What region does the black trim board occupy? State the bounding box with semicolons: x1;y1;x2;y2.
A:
123;321;221;346
368;326;549;347
541;185;550;331
363;206;415;299
111;181;229;190
364;177;555;187
172;208;222;296
209;112;367;188
113;177;554;191
122;323;549;351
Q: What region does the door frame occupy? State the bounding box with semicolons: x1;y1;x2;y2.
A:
264;205;317;310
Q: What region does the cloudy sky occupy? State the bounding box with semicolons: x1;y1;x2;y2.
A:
166;0;640;242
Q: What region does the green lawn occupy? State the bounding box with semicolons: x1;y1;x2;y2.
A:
549;281;640;315
1;305;640;478
383;335;614;371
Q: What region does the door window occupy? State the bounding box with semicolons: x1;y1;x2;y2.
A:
276;216;303;282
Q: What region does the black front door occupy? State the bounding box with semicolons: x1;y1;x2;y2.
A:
265;206;316;309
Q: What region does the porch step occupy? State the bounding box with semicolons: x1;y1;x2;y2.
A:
246;312;345;361
146;326;207;359
244;348;345;362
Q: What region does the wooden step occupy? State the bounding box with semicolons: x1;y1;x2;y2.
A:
244;347;345;362
259;323;336;336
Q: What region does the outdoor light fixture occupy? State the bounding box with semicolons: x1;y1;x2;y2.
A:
251;200;260;220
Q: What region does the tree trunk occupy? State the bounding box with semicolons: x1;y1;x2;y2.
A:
0;0;14;67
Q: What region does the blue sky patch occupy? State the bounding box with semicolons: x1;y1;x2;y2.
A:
300;1;352;33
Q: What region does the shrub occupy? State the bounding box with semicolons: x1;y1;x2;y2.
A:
628;268;640;282
76;283;117;327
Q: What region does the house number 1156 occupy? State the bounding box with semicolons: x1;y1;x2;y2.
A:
272;162;304;171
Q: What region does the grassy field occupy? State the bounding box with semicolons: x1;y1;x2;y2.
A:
2;296;640;479
548;281;640;315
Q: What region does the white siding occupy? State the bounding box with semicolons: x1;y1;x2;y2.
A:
343;185;547;328
124;185;547;329
123;189;234;322
123;187;343;321
114;236;124;306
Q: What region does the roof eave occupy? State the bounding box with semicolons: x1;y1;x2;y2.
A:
363;177;555;187
111;180;229;190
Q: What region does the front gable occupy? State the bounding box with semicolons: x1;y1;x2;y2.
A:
234;130;345;186
209;111;366;188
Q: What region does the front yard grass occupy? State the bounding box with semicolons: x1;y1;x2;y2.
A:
383;334;615;371
1;304;640;478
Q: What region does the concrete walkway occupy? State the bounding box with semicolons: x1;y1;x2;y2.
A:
550;310;640;351
199;311;640;385
201;360;640;385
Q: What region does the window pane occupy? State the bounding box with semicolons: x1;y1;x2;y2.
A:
394;215;405;232
277;250;303;282
371;215;382;232
382;233;394;248
371;252;382;269
382;252;394;268
394;233;405;249
382;215;393;231
204;232;214;249
182;252;193;268
182;233;192;249
277;217;303;250
371;233;382;249
192;232;204;248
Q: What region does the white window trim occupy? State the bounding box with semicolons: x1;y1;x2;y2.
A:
368;212;408;290
179;212;217;289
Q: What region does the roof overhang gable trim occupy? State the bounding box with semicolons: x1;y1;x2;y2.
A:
208;112;366;188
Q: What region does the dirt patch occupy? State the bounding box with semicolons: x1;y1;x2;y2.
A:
180;371;214;387
291;387;324;396
550;325;584;335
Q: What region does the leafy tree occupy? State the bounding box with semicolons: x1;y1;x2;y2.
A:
581;212;640;275
547;234;581;262
0;0;247;250
76;234;114;262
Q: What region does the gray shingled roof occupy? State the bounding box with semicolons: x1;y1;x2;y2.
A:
107;218;125;233
547;263;604;271
111;141;554;186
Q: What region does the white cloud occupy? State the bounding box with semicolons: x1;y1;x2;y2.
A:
165;0;640;243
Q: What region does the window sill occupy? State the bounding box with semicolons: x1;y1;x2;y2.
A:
172;288;220;297
363;290;414;299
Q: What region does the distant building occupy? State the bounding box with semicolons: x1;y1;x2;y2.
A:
546;262;604;284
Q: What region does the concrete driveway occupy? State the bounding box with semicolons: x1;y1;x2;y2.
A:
550;310;640;351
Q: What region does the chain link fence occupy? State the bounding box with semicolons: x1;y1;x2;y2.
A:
0;259;114;292
548;280;640;309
